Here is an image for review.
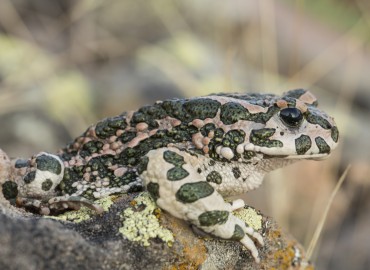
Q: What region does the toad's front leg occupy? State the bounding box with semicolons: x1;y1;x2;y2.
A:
139;147;264;263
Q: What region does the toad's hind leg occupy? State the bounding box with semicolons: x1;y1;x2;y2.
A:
139;147;264;263
16;195;104;215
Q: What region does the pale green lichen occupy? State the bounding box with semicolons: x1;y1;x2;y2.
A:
46;206;93;223
119;192;174;246
234;206;262;230
46;196;115;223
96;195;116;211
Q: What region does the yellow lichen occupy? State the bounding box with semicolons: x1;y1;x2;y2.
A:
119;192;174;246
273;245;296;269
97;195;116;211
234;206;262;230
46;206;93;223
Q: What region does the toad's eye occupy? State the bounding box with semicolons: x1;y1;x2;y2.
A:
279;108;303;127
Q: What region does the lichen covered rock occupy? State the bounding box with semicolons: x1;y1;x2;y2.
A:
0;148;313;269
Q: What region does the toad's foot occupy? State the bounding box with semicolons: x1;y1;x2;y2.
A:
17;195;104;215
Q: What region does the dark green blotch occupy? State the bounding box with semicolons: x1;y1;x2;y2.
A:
41;179;53;191
232;167;241;179
121;171;138;185
137;156;149;175
15;159;29;168
119;144;151;167
200;123;216;137
283;89;307;99
251;128;275;139
141;105;167;119
331;126;339;143
36;154;62;175
23;171;36;184
89;154;114;168
58;167;80;195
206;171;222;184
110;171;139;188
95;116;127;139
120;131;137;143
223;130;245;148
315;137;331;154
230;224;245;241
198;210;229;226
131;112;145;123
163;150;185;166
59;149;77;162
130;105;167;129
160;98;221;123
209;160;216;166
284;89;318;106
176;181;214;203
295;135;312;155
220;102;248;125
209;129;246;162
119;147;139;166
58;166;86;198
250;128;283;148
86;155;115;178
167;167;189;181
243;151;256;160
214;128;224;138
207;128;225;161
131;113;158;130
172;124;198;140
220;102;279;125
212;92;276;107
80;141;103;158
147;182;160;201
183;98;220;120
161;100;186;121
305;110;332;129
2;181;18;200
144;105;167;118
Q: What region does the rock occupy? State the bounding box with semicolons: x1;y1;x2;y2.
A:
0;148;313;269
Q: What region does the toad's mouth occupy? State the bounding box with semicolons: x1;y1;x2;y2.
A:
283;153;330;161
260;152;330;161
265;154;330;161
243;143;332;161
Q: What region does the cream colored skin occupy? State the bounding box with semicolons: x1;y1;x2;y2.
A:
5;89;339;263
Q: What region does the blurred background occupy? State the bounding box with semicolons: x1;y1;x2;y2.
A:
0;0;369;269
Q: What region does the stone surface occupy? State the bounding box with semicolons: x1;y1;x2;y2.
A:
0;148;314;270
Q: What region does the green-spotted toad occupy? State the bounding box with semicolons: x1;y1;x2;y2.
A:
1;89;339;263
